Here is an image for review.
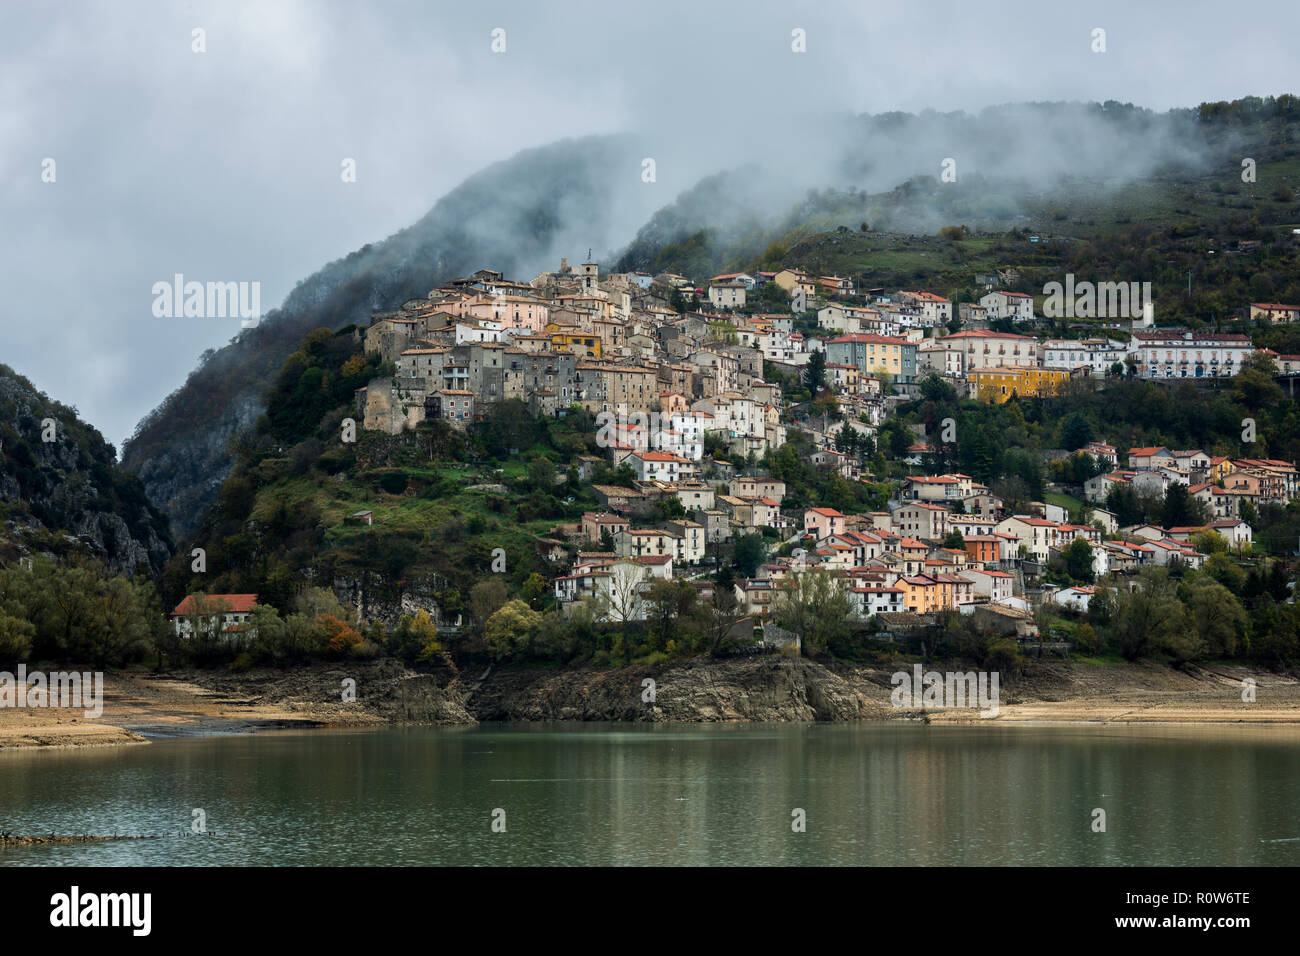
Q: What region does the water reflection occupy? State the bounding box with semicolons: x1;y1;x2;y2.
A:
1;723;1297;866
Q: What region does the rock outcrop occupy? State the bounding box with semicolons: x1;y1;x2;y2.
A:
468;657;893;722
0;365;172;576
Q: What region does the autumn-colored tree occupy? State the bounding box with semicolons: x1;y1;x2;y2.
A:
317;614;363;655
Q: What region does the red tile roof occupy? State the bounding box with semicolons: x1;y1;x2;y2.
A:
172;594;258;616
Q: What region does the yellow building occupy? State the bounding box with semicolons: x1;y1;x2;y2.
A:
898;575;942;614
1208;456;1237;484
773;269;818;298
971;367;1071;403
547;325;601;358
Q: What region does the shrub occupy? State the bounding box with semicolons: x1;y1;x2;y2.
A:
374;469;409;494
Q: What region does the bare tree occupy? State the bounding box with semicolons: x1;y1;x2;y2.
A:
605;562;648;625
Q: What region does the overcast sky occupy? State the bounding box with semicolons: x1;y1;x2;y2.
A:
2;0;1297;449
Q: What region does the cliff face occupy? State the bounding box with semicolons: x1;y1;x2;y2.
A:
0;365;172;576
122;134;653;539
126;393;262;540
177;656;894;726
467;658;892;722
332;571;464;630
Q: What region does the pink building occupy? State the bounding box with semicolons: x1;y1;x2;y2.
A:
804;507;846;539
440;294;550;333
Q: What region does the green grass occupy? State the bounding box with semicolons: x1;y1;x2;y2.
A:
1045;492;1088;520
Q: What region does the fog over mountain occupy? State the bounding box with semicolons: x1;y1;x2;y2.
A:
3;0;1298;452
615;101;1245;270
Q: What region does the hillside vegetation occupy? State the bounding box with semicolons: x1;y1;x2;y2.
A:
0;363;171;577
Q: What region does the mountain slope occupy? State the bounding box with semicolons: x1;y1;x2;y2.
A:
0;364;172;576
122;134;651;537
126;97;1299;539
615;98;1299;279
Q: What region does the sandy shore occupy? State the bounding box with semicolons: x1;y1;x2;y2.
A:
0;669;387;750
924;661;1300;724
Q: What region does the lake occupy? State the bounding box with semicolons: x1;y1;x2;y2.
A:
3;723;1299;866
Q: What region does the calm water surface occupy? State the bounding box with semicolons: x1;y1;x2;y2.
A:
2;723;1298;866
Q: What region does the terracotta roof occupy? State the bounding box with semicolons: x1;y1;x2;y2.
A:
173;594;258;616
944;329;1035;340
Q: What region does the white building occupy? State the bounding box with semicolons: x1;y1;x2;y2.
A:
627;451;698;483
1041;338;1131;377
850;586;906;619
1129;330;1254;379
979;291;1035;321
709;281;747;310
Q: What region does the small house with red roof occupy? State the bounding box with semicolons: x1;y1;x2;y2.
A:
171;594;259;639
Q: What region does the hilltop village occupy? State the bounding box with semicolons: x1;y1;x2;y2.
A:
282;258;1300;645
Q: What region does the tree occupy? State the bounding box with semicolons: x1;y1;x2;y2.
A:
484;600;542;661
0;611;35;663
527;455;557;492
880;419;913;459
942;530;965;550
389;609;441;665
1106;483;1146;528
605;562;648;626
1162;483;1210;529
295;586;352;622
1060;412;1094;451
521;573;548;610
1232;352;1284;408
1203;553;1248;592
645;578;697;651
919;374;955;403
703;580;748;655
1106;568;1197;662
1062;538;1095;583
317;614;363;656
772;569;852;658
732;533;767;578
281;612;328;661
469;579;509;626
834;424;858;456
803;350;827;395
1075;622;1100;654
991;475;1032;516
1180;577;1247;657
1191;530;1228;555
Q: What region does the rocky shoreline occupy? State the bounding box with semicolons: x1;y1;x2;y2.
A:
0;833;155;847
2;657;1298;750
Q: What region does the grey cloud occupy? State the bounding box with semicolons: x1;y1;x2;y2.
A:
1;0;1296;447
